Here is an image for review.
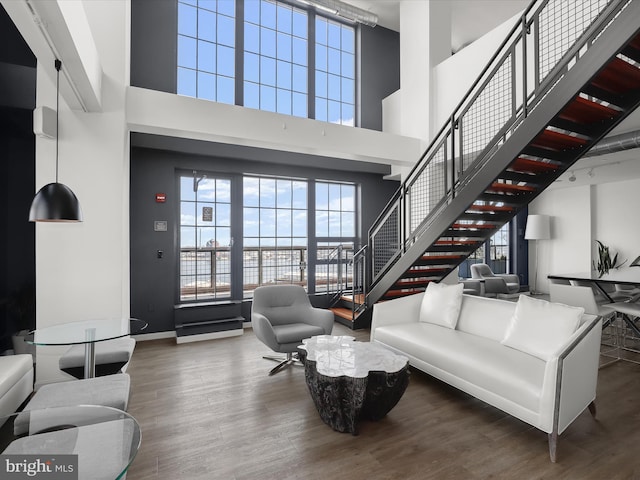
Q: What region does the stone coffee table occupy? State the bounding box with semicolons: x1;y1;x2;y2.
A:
298;335;409;435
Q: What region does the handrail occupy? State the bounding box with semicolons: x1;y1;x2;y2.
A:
367;0;628;293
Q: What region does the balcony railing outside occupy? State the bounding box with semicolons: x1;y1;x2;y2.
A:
180;245;354;300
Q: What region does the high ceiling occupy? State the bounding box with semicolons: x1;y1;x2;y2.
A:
344;0;530;52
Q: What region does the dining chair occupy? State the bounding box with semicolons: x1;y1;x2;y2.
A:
549;283;618;363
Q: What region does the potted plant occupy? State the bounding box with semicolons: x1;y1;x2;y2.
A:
593;240;626;278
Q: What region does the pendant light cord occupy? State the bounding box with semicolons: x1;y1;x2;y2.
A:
55;59;61;183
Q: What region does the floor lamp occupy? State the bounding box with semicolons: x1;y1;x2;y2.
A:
525;214;551;295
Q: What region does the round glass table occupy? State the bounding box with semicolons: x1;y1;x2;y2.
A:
25;318;148;379
0;405;141;480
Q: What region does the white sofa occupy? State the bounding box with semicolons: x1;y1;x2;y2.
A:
370;288;603;462
0;354;34;426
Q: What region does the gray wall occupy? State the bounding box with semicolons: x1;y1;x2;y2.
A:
359;25;400;131
130;0;400;131
130;141;399;333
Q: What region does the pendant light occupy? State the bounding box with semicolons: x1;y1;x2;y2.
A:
29;59;83;222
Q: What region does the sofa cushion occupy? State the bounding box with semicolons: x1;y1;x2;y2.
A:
456;294;516;342
374;323;546;412
0;355;32;399
502;294;583;361
419;282;464;329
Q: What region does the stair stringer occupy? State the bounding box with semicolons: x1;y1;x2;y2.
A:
367;1;640;306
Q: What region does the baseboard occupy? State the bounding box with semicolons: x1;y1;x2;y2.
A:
133;331;176;342
175;329;243;344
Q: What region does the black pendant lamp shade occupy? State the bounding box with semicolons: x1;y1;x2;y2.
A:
29;182;83;222
29;59;83;222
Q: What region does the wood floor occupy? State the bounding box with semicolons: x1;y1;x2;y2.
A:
126;324;640;480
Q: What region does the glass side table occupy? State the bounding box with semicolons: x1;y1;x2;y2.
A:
25;318;148;379
0;405;141;480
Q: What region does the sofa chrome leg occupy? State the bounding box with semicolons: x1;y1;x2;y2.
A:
548;431;558;463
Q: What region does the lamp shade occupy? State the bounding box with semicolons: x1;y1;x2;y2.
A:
29;182;83;222
524;214;550;240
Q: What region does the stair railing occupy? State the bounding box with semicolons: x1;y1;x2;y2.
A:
325;244;345;305
367;0;630;297
351;245;368;318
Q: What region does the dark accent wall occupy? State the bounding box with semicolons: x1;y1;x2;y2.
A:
130;140;399;334
359;25;400;131
130;0;177;93
0;5;36;352
129;0;400;131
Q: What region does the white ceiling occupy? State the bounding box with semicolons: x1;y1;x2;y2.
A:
344;0;529;52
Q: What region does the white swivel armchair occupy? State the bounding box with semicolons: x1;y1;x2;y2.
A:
251;285;334;375
470;263;520;296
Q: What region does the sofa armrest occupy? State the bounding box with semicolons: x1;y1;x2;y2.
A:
370;292;423;341
539;314;601;435
554;314;602;434
497;273;520;284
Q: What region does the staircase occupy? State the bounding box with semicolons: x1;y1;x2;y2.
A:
333;0;640;329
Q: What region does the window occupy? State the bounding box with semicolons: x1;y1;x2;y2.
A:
177;0;236;104
176;0;359;125
243;176;308;294
458;224;511;278
244;0;308;116
179;175;232;301
314;18;355;125
489;224;510;274
315;181;356;292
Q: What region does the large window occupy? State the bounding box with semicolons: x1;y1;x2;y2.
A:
315;181;356;292
177;0;357;125
244;0;308;116
177;0;236;103
179;173;359;301
243;177;308;293
179;175;232;301
314;17;355;125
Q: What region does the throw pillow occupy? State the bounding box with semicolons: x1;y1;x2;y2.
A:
502;294;584;361
419;282;464;329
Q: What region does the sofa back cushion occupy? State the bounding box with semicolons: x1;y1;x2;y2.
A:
501;294;584;361
456;294;517;342
419;282;464;329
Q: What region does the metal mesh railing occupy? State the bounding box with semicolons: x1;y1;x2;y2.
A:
538;0;610;82
461;54;514;170
371;203;400;278
367;0;624;291
408;140;447;236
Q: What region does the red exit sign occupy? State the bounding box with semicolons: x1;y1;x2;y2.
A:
155;193;166;203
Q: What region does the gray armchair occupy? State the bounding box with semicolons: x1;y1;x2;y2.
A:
470;263;520;296
251;285;334;375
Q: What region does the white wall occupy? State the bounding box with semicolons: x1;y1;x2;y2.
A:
32;0;129;385
433;11;522;129
528;178;640;294
592;179;640;265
